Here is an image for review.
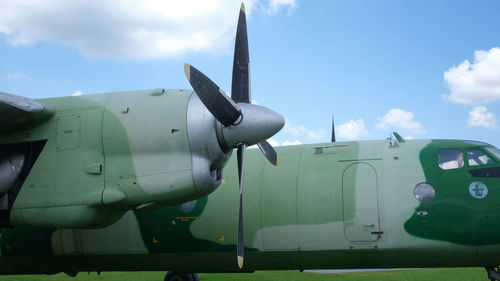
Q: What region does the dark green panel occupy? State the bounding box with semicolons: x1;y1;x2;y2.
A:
405;140;500;245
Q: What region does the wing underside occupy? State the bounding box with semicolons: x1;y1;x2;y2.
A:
0;92;53;133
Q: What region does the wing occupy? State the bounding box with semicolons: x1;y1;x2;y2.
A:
0;91;53;133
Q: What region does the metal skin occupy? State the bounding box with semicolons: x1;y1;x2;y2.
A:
186;94;229;197
2;3;500;279
218;103;284;150
0;89;254;229
1;127;500;277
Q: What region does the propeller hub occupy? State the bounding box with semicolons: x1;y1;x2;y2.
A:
218;103;284;148
184;2;282;269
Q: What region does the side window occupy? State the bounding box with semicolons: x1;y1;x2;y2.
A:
438;149;464;170
467;149;493;166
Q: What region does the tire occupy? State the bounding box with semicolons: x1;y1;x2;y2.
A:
164;272;194;281
191;273;200;281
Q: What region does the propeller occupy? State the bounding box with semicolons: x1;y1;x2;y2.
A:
184;3;284;269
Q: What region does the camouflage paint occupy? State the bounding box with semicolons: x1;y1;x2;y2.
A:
405;140;500;245
1;90;500;274
2;90;200;228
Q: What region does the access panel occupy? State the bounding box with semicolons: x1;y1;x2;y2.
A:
342;162;380;242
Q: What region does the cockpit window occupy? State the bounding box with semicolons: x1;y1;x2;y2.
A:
468;149;493;166
486;147;500;161
438;149;464;170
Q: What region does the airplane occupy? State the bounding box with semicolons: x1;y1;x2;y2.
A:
1;3;500;281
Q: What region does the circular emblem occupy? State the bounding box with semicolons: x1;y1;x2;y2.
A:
469;181;488;199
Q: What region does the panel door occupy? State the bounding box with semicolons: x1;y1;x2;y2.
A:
342;162;380;242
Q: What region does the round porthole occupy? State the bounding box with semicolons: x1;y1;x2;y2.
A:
414;182;435;203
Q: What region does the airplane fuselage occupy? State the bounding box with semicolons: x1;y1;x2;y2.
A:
1;99;499;275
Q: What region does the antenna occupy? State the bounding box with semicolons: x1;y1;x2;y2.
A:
331;115;336;142
393;132;406;143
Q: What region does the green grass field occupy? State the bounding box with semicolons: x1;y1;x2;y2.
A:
0;268;490;281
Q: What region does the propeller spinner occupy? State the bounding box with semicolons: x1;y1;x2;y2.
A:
184;3;284;269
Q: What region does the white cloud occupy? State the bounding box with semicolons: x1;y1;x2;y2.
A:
376;108;426;134
71;90;83;96
337;119;368;140
268;138;279;147
443;47;500;105
282;140;301;146
0;0;295;61
284;120;327;141
466;106;497;129
253;138;301;147
266;0;296;14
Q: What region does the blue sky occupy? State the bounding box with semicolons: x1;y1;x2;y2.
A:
1;0;500;147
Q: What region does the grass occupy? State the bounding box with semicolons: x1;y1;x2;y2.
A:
0;268;489;281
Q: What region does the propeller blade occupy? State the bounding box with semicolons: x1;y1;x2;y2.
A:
185;64;241;127
231;3;250;104
257;140;278;166
184;3;284;270
236;143;246;269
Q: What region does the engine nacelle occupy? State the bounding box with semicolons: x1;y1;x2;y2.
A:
186;94;231;196
5;90;231;229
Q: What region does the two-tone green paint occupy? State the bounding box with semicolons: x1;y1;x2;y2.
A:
405;140;500;245
1;89;200;228
1;96;500;275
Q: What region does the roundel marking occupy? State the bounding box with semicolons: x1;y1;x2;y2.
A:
469;181;488;199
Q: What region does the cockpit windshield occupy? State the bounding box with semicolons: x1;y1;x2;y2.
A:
486;147;500;161
467;149;493;166
439;146;499;170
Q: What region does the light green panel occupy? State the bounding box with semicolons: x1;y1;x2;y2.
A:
102;90;195;205
13;106;104;210
56;114;80;150
10;205;122;228
104;90;191;178
190;149;267;250
51;211;148;255
342;162;380;242
260;146;302;250
294;143;360;250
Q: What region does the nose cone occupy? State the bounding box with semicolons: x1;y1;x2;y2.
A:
220;103;285;148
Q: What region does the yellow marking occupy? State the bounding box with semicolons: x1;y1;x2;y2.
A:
184;64;191;81
152;237;158;244
218;235;225;242
276;159;279;166
176;216;199;222
222;179;226;184
238;256;244;269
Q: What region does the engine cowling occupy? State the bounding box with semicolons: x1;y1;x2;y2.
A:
186;93;232;197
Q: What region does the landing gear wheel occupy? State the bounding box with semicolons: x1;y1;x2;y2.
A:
485;266;500;281
191;273;200;281
164;272;194;281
